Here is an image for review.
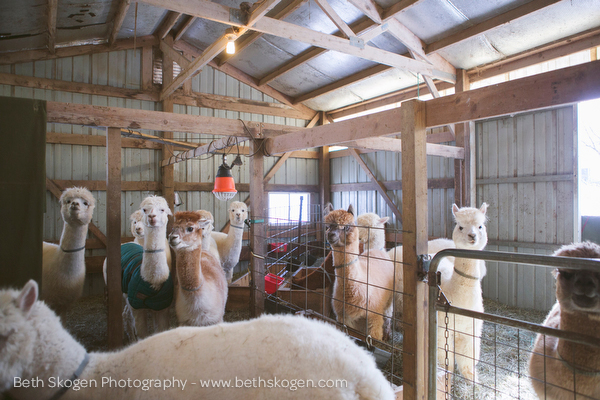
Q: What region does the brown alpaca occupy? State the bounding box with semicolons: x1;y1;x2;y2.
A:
324;204;395;341
529;241;600;400
169;211;228;326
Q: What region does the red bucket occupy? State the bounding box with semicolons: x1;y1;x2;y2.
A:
265;273;285;294
269;242;287;253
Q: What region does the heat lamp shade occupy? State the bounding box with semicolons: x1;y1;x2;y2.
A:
212;164;237;200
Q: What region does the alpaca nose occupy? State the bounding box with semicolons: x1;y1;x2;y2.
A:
573;274;598;297
468;233;476;241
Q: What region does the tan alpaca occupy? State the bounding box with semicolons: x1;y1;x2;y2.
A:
42;187;96;315
195;209;221;263
170;211;228;326
324;204;395;341
357;212;389;251
529;241;600;400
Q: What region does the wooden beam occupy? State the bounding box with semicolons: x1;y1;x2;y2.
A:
263;153;291;184
249;140;266;317
347;0;382;24
106;127;123;349
109;0;132;46
155;11;182;39
139;0;455;83
265;107;403;154
400;99;428;400
425;0;562;55
381;0;423;20
120;129;198;149
47;0;58;54
345;137;465;159
313;0;355;38
141;46;154;91
330;177;454;192
51;179;161;192
174;16;196;41
46;132;163;150
46;101;302;136
217;0;306;66
162;35;176;221
0;35;158;66
350;149;402;223
453;69;471;207
265;183;319;192
246;0;282;27
161;137;250;167
46;178;108;246
426;59;600;128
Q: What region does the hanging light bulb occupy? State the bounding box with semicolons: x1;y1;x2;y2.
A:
213;155;237;201
225;28;236;55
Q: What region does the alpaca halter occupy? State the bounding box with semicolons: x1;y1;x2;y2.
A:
230;224;244;230
334;257;359;269
60;245;86;253
47;353;90;400
453;267;480;280
144;248;165;253
557;350;600;376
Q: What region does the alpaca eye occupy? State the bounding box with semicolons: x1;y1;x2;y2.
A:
186;227;194;233
459;226;463;231
66;200;71;204
344;226;351;232
559;270;574;279
83;202;89;206
160;209;165;212
479;226;482;229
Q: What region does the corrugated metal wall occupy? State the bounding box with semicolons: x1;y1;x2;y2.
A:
1;49;311;294
330;128;455;239
476;106;578;311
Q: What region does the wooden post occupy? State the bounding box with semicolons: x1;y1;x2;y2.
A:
250;139;266;317
141;45;153;91
401;99;429;400
454;69;472;207
162;36;175;250
106;127;122;349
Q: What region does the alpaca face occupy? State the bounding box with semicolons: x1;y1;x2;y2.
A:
59;187;95;225
324;205;357;248
196;210;215;238
140;196;172;228
452;203;488;250
229;202;248;226
357;213;389;246
169;212;210;251
130;210;145;240
554;242;600;314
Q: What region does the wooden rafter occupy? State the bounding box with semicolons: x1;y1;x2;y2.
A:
109;0;131;46
120;129;198;149
174;16;196;41
347;0;382;24
155;11;182;40
217;0;305;66
138;0;455;83
313;0;355;38
350;149;403;223
345;137;464;159
425;0;562;55
47;0;58;54
246;0;283;27
161;137;250;167
381;0;423;20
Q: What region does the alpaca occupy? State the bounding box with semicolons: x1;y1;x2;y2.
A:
357;213;389;251
42;187;96;315
436;203;488;383
211;201;248;283
1;280;395;400
529;241;600;400
169;211;228;326
195;209;221;263
324;204;395;341
123;195;174;339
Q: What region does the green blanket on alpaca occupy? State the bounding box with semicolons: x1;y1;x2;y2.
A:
121;242;173;311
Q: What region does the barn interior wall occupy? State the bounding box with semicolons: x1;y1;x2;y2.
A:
0;48;312;296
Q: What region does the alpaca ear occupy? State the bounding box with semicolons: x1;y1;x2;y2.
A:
379;216;389;225
17;280;38;316
347;204;354;216
197;219;211;229
323;203;334;216
479;202;488;215
452;204;459;217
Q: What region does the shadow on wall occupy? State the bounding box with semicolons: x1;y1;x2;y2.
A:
582;216;600;244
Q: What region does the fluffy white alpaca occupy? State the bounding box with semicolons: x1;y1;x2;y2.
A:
357;213;389;251
1;280;395;400
195;209;221;263
42;187;96;315
529;241;600;400
211;201;248;283
324;204;395;341
125;195;174;339
170;211;228;326
436;203;488;383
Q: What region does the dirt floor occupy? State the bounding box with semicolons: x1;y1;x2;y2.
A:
63;294;549;400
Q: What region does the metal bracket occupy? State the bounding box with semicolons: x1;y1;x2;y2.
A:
244;121;264;138
229;8;244;24
380;22;389;32
417;253;431;280
349;36;364;49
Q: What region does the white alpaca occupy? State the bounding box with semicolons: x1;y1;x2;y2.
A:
211;201;248;283
42;187;96;315
1;280;395;400
170;211;228;326
324;204;395;341
436;203;488;383
529;241;600;400
195;209;221;263
357;213;389;251
124;195;174;339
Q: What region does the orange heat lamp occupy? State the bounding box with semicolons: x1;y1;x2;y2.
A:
213;156;237;201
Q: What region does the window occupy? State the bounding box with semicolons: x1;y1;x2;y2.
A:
579;98;600;217
268;193;310;224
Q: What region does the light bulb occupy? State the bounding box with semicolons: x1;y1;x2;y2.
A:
226;39;235;55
